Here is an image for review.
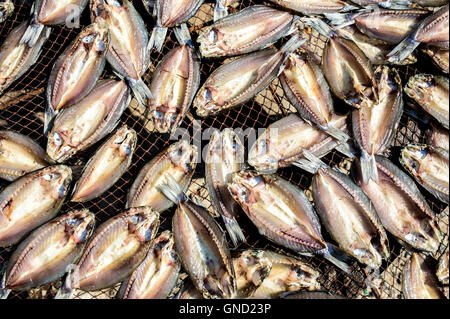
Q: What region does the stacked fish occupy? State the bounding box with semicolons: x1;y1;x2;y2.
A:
0;0;449;300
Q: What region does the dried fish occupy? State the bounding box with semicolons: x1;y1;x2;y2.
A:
400;144;449;204
127;140;197;212
150;0;205;51
280;291;346;299
45;23;110;133
197;5;297;58
0;165;72;247
0;22;50;96
174;279;203;299
405;74;449;129
0;0;14;23
194;35;305;117
71;126;137;202
57;207;160;297
251;250;321;299
0;130;50;181
267;0;356;14
214;0;240;21
248;113;351;173
228;171;352;273
437;247;449;285
159;176;237;299
147;31;200;134
427;122;449;151
0;88;44;111
47;79;130;163
353;155;441;253
423;46;449;73
402;252;445;299
0;209;95;299
280;53;349;142
353;66;403;183
117;230;180;299
91;0;152;106
205;129;245;246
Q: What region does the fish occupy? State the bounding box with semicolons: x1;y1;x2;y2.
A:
404;74;449;129
248;113;351;173
309;156;390;269
0;209;95;299
0;130;50;181
159;176;237;299
232;250;272;298
400;144;449;204
267;0;356;14
71;126;137;202
214;0;240;22
197;5;298;58
194;34;305;117
90;0;152;106
426;122;449;151
0;88;45;111
437;247;449;285
47;79;131;163
251;250;321;299
0;0;14;23
402;252;445;299
280;52;349;142
147;32;200;134
56;207;160;297
400;0;449;7
117;230;181;299
0;165;72;247
45;23;110;133
353;155;441;253
0;21;50;96
149;0;205;52
423;46;449;73
126;140;197;212
280;291;346;299
228;171;352;273
352;66;403;184
388;4;449;62
205;129;245;246
174;279;203;299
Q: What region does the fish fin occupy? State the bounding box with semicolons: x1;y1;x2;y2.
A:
128;78;152;107
324;12;353;28
335;142;357;158
301;18;335;38
321;124;350;143
174;23;193;47
157;174;188;205
360;151;379;184
280;33;306;54
387;36;420;63
0;262;11;299
214;0;228;22
223;215;246;247
322;243;353;274
293;158;320;174
301;148;328;172
54;264;78;299
20;17;45;47
44;104;57;136
148;26;168;52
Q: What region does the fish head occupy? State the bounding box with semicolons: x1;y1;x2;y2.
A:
40;165;72;200
248;135;281;173
168;140;198;173
127;207;160;243
197;27;227;58
47;129;75;163
111;126;137;157
404;74;435;101
64;209;96;244
90;22;110;54
154;230;178;265
353;248;382;269
194;85;221;117
228;171;267;205
400;144;429;175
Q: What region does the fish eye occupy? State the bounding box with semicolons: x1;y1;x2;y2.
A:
108;0;124;6
122;144;132;156
97;41;106;51
203;88;212;102
53;132;63;146
208;29;218;43
43;173;54;181
82;35;95;44
154;110;164;119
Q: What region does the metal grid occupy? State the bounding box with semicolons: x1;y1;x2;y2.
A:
0;0;448;300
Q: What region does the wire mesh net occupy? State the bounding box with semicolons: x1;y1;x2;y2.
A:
0;0;448;300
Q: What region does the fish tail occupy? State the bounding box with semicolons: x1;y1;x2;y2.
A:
20;16;45;47
335;142;357;158
223;215;246;247
360;152;379;184
301;17;335;38
157;174;188;205
174;23;193;47
54;264;77;299
280;33;306;54
322;243;352;275
148;26;168;52
322;124;350;143
44;104;57;136
294;148;327;174
128;78;152;107
387;36;420;63
214;0;228;22
0;262;11;299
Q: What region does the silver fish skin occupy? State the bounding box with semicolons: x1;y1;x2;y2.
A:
71;126;137;202
405;74;449;128
33;0;89;25
67;207;160;292
117;230;181;299
0;130;50;182
400;144;449;204
91;0;151;106
205;129;245;246
1;209;95;296
159;177;237;299
232;250;272;298
147;44;200;134
353;155;441;253
251;250;321;299
197;5;297;58
0;165;72;247
352;66;403;183
194;35;305;117
248;113;350;173
0;0;14;23
47;79;131;163
126;140;197;212
0;21;50;96
437;247;449;285
407;0;449;7
267;0;354;14
426;122;449;151
45;23;110;132
280;53;348;142
423;46;449;73
402;252;445;299
312;165;390;268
